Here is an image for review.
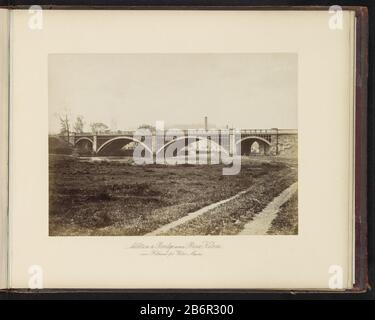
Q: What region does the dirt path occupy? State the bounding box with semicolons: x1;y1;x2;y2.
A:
145;182;297;236
239;182;298;235
145;187;253;236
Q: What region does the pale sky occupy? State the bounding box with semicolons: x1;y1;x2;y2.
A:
49;53;297;134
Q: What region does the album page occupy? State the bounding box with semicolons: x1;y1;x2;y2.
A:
8;9;355;289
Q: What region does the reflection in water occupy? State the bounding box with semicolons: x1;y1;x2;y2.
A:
78;153;233;165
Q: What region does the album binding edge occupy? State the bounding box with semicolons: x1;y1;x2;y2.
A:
353;6;368;293
0;8;9;290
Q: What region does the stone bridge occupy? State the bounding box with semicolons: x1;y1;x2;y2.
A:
67;128;297;157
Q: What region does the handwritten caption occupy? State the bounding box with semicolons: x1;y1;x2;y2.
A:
127;241;221;256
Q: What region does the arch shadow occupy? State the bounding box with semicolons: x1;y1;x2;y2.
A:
236;136;271;156
96;136;153;156
156;136;230;157
75;137;94;154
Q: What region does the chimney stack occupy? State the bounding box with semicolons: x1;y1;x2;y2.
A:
204;116;208;130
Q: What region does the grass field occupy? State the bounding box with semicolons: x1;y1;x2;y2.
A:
267;192;298;235
49;155;297;236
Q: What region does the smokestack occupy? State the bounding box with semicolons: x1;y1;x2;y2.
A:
204;116;208;130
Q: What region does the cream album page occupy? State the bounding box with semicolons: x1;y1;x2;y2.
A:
9;9;354;289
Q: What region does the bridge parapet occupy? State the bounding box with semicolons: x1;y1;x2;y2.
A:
71;128;297;137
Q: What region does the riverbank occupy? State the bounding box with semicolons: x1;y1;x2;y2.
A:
49;155;297;236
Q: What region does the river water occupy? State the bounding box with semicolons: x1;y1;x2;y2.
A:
78;153;233;165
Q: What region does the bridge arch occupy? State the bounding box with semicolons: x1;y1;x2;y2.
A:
74;137;94;154
236;136;271;155
156;136;229;157
75;137;94;146
96;136;153;156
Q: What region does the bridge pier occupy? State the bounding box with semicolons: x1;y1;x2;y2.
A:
93;134;97;153
230;131;237;156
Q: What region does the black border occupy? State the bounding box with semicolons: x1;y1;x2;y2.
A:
0;0;373;300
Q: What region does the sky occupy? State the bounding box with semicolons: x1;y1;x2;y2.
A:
49;53;297;134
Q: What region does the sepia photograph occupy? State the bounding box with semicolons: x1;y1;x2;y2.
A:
48;53;298;236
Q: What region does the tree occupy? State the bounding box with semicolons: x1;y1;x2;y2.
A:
59;114;71;141
90;122;108;133
73;116;85;133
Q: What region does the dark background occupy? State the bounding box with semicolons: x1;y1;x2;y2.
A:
0;0;373;301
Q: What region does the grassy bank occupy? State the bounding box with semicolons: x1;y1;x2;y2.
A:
267;192;298;235
49;155;297;236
